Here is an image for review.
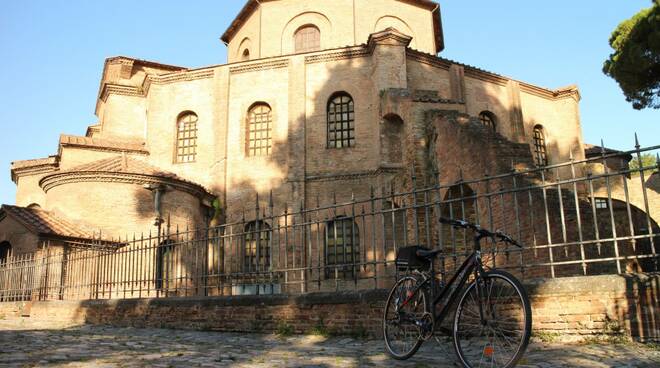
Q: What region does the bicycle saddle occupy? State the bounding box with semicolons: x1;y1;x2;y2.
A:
415;248;443;259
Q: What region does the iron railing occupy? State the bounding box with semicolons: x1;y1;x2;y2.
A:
1;142;658;302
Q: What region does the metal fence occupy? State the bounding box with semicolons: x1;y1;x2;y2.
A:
1;142;659;302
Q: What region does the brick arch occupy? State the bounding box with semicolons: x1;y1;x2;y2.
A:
281;12;332;55
374;15;417;49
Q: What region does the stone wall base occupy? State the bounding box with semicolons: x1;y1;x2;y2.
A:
1;274;658;342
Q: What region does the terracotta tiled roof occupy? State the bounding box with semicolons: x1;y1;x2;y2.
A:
68;155;180;179
1;205;95;240
584;144;633;162
59;134;148;154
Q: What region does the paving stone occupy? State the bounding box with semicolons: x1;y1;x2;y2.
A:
0;317;659;367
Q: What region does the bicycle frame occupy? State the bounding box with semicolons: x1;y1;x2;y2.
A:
402;231;491;332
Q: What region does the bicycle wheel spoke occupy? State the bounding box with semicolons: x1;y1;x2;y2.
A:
454;272;531;368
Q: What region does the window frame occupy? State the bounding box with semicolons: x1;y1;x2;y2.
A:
246;103;273;157
533;125;548;167
478;111;497;132
175;112;198;164
294;24;321;53
243;220;272;273
327;92;355;149
324;216;360;279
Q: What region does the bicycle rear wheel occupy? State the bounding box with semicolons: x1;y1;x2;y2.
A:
453;270;531;368
383;275;428;360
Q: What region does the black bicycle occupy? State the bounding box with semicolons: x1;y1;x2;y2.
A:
383;217;532;368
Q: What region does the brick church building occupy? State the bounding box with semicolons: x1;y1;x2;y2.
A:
1;0;657;283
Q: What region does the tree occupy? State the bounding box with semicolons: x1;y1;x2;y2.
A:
629;152;658;176
603;1;660;110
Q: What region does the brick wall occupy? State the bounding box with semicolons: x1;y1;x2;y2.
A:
2;273;658;342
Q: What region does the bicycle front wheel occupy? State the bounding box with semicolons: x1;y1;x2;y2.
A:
453;270;532;368
383;275;428;360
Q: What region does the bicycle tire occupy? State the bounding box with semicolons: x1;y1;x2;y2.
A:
453;270;532;368
383;275;428;360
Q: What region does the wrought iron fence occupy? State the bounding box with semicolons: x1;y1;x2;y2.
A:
0;142;658;302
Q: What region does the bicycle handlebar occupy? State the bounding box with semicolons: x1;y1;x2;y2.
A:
439;217;523;248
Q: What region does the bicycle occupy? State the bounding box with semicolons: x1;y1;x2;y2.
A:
383;217;532;368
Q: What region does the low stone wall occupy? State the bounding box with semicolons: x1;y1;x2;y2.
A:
1;274;658;342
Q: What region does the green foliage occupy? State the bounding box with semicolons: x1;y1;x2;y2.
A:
275;321;294;337
307;318;331;337
534;330;561;343
603;1;660;109
629;152;658;176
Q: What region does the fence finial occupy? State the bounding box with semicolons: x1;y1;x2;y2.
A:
458;168;464;181
269;190;274;209
635;132;640;149
370;186;375;199
255;192;260;210
332;191;337;205
600;139;606;155
569;149;574;161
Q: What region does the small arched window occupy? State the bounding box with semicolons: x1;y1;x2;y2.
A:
246;103;273;157
325;216;360;278
0;241;11;264
241;49;250;61
155;240;175;290
294;25;320;53
478;111;497;132
244;221;271;272
327;93;355;148
176;112;198;163
533;125;548;167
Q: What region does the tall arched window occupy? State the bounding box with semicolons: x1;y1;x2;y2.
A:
294;25;320;53
246;104;273;157
244;221;271;272
176;112;198;163
0;241;11;264
533;125;548;167
155;240;175;290
325;216;360;278
479;111;497;132
327;93;355;148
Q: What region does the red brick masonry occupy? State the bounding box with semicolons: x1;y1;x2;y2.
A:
1;273;658;342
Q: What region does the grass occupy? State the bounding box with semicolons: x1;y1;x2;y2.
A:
534;331;561;343
275;321;294;337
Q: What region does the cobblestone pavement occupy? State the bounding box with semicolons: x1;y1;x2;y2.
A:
1;318;659;367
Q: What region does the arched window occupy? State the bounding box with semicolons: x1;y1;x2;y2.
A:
325;216;360;278
479;111;497;132
155;240;175;290
176;112;198;163
241;49;250;61
441;184;477;253
533;125;548;167
246;104;273;157
0;241;11;264
327;93;355;148
294;25;320;53
244;221;271;272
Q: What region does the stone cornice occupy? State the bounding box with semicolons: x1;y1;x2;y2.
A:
305;167;401;183
148;69;215;85
305;47;371;64
229;59;289;74
99;84;143;102
39;171;213;200
367;28;413;51
58;135;149;155
10;157;60;183
406;50;452;70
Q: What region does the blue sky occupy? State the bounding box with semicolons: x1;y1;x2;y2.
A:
0;0;657;205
